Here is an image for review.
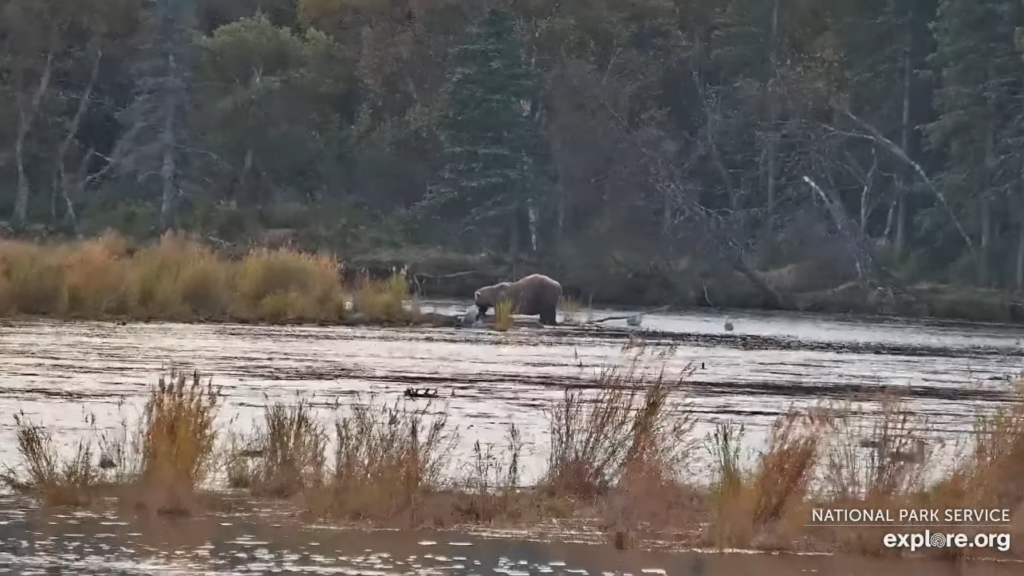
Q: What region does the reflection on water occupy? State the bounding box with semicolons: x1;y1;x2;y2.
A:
1;304;1022;482
0;496;1018;576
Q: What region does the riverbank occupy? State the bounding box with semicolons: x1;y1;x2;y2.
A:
3;362;1021;562
6;500;1018;576
3;231;1022;326
0;232;426;326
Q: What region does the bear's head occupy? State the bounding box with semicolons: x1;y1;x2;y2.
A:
474;282;510;316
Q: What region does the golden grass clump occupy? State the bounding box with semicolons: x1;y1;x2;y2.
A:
1;372;221;515
0;239;69;315
63;233;133;315
0;412;98;506
705;410;830;549
0;232;428;325
543;359;695;500
226;398;328;497
351;267;418;324
133;370;221;513
131;232;230;319
232;248;347;321
306;396;457;523
493;298;515;331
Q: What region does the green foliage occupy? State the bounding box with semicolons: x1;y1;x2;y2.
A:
7;0;1024;306
426;7;551;247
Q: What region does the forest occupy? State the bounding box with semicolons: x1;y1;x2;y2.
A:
1;0;1023;315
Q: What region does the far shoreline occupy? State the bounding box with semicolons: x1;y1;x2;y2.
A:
2;232;1023;327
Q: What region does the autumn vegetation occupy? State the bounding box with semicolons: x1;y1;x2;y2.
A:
0;231;419;324
3;356;1023;560
2;0;1024;322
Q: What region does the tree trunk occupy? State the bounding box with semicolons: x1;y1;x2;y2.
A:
159;54;179;232
12;52;54;229
804;176;875;282
764;0;780;213
1015;197;1024;290
893;20;913;256
509;200;520;277
661;183;672;238
556;186;565;249
979;195;992;287
859;149;877;233
52;48;101;228
527;197;538;253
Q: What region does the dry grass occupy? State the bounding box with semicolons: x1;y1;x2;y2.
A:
453;421;530;522
131;370;221;513
493;298;515;331
0;232;420;325
131;233;230;319
351;267;419;324
232;249;347;322
2;370;221;515
705;410;831;549
560;296;586;324
0;240;70;315
951;382;1024;507
304;395;457;523
0;412;99;506
542;359;696;500
5;357;1024;559
225;397;328;497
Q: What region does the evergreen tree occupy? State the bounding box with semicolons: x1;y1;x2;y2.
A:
926;0;1024;284
426;7;550;257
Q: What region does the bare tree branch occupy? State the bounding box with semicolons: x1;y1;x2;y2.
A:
52;46;103;228
836;106;976;260
12;50;54;227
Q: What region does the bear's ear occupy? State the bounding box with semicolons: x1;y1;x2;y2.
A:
474;290;481;300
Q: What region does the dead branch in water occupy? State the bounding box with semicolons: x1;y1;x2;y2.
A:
585;305;671;324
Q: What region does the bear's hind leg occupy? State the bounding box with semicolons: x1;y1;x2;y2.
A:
539;306;557;326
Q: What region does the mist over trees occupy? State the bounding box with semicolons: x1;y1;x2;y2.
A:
3;0;1024;309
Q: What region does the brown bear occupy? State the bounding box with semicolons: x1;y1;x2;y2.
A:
474;273;563;326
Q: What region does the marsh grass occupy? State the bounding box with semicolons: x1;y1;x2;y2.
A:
455;422;529;522
131;370;221;513
63;233;133;316
953;381;1024;507
821;394;932;503
0;240;69;315
560;296;590;324
705;410;833;549
0;232;416;324
225;429;259;489
304;395;457;523
2;370;220;515
492;298;515;331
543;359;696;500
351;267;419;324
226;397;328;497
5;357;1024;559
0;412;99;506
232;249;346;322
131;233;229;319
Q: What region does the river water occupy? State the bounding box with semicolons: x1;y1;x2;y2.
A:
1;302;1022;483
2;493;1019;576
1;304;1023;573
